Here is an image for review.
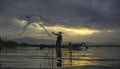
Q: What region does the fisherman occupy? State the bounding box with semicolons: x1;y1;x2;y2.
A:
52;32;62;46
52;32;63;67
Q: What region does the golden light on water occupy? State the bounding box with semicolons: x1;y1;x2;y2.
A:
63;54;99;67
71;60;92;66
63;60;92;66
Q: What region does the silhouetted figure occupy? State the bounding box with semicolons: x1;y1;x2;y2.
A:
68;42;72;65
68;42;72;52
80;43;88;50
52;32;63;67
52;32;62;46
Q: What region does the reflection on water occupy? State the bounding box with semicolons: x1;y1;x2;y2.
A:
62;48;99;67
0;47;120;68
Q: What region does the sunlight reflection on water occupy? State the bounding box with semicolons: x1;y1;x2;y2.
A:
0;47;120;68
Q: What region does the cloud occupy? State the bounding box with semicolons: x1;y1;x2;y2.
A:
0;0;120;29
0;0;120;43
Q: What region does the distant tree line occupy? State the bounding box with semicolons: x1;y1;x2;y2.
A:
0;36;53;49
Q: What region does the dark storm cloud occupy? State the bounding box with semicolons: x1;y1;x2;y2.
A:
0;0;120;43
66;0;120;29
0;0;120;30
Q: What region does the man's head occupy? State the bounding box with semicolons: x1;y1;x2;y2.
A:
59;32;62;34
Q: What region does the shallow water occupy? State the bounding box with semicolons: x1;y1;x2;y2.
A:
0;46;120;68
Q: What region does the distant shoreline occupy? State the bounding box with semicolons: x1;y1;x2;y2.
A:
1;40;120;49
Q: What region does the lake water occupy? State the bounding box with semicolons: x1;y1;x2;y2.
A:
0;46;120;68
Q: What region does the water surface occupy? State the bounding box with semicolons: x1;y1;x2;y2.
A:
0;46;120;68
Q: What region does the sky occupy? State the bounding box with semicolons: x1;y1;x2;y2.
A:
0;0;120;44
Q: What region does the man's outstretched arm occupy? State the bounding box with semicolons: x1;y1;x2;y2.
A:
52;32;58;36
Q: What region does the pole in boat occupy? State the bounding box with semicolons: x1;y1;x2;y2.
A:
68;42;72;65
52;32;62;67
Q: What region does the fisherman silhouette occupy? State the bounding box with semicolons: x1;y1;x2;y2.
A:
52;32;63;67
52;32;62;46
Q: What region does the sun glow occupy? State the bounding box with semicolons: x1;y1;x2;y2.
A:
16;18;100;36
45;26;100;35
60;27;99;35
